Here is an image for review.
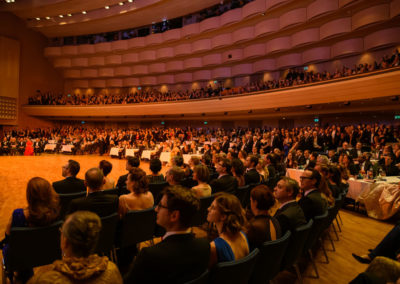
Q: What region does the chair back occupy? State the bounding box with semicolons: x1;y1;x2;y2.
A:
117;207;156;248
7;221;63;270
303;211;329;253
149;182;169;204
58;191;86;218
95;213;119;255
184;270;209;284
192;195;214;227
281;219;313;270
210;248;260;284
103;188;119;195
250;231;291;284
234;185;250;208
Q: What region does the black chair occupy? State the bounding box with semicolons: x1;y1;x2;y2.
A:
149;182;169;204
192;195;214;227
321;206;337;252
210;248;260;284
58;191;86;218
234;185;250;208
103;188;120;195
242;183;260;209
95;213;119;261
249;230;291;284
280;219;313;284
184;270;209;284
117;207;157;249
303;211;329;278
2;221;63;283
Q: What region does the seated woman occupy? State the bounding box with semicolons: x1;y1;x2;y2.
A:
28;211;122;284
207;193;249;266
327;166;343;198
119;168;154;217
231;158;245;187
191;164;212;198
2;177;59;282
146;158;165;184
245;185;281;249
99;160;115;190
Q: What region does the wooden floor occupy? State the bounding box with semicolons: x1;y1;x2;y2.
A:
0;154;395;284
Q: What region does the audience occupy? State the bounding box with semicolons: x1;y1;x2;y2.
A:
99;160;115;190
27;211;123;284
68;168;119;217
118;168;154;217
52;160;86;194
208;193;250;266
191;164;212;198
146;158;165;183
124;185;210;283
2;177;59;283
244;155;261;185
231;158;246;187
210;158;238;195
116;156;140;190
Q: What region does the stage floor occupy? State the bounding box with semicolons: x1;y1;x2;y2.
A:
0;154;395;283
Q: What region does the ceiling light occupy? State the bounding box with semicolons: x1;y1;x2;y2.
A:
59;15;63;18
119;2;124;5
67;13;72;16
105;6;109;9
128;0;133;2
35;17;40;20
45;16;50;20
82;11;86;14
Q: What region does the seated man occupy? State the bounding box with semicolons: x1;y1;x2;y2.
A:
210;158;238;194
273;177;307;233
244;155;261;185
53;160;86;194
116;156;140;190
165;166;185;186
298;169;327;221
68;168;119;217
124;185;210;283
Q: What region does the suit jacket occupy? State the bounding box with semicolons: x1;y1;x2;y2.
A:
53;177;86;194
274;201;306;234
124;233;210;284
68;191;119;217
116;173;128;190
221;141;230;154
244;168;261;185
298;190;328;221
210;174;238;194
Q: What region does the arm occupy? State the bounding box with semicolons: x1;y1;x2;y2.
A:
209;241;218;268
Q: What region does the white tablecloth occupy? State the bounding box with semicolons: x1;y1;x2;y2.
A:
125;148;139;157
141;150;154;159
160;152;171;163
183;154;202;164
61;145;73;152
44;144;56;151
109;147;120;156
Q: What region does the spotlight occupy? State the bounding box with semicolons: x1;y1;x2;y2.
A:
105;6;109;9
82;11;87;14
67;13;72;16
35;17;40;20
45;16;50;20
59;15;63;18
119;2;124;5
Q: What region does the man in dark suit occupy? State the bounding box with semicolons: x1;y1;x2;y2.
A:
244;155;261;185
124;185;210;283
382;154;400;176
221;136;230;154
68;168;119;217
298;170;327;221
273;177;307;233
116;156;140;190
53;160;86;194
210;158;238;194
350;142;363;161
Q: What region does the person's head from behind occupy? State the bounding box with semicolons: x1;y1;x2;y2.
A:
166;166;185;185
250;185;275;216
207;193;246;235
60;211;101;258
85;168;105;192
99;160;112;177
26;177;59;226
274;177;300;203
149;158;162;175
127;167;149;194
156;185;199;231
172;155;184;167
193;164;210;184
62;160;80;177
126;156;140;171
231;158;245;177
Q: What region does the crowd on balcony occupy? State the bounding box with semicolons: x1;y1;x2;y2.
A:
28;49;400;106
49;0;253;46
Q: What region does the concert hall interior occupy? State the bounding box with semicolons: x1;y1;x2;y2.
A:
0;0;400;283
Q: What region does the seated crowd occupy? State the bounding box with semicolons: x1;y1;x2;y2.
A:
28;49;400;106
2;122;400;283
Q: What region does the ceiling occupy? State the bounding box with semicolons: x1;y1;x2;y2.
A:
0;0;222;37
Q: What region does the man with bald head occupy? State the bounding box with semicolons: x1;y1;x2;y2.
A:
68;167;119;217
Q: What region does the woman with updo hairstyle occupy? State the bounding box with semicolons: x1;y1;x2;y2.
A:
231;158;245;187
118;168;154;217
192;164;212;198
99;160;115;190
28;211;123;284
1;177;59;282
146;158;165;184
207;193;249;266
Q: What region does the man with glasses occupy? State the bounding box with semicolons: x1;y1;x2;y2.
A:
124;185;210;283
210;158;238;194
53;159;86;194
298;169;327;221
